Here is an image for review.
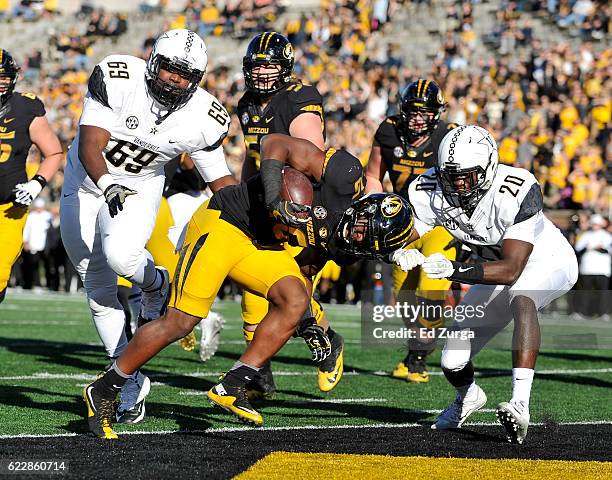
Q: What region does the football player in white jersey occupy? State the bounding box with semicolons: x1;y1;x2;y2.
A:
60;29;235;426
393;125;578;444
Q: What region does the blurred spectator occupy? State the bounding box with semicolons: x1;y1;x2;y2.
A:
574;214;611;319
21;198;52;290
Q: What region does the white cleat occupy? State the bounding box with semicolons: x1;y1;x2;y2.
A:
199;311;225;362
496;400;530;444
139;267;170;324
117;371;151;424
431;385;487;430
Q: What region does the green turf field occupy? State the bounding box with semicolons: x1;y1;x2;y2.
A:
1;291;611;438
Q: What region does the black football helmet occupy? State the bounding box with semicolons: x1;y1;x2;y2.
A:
399;79;446;140
243;32;294;96
333;193;415;260
0;49;19;108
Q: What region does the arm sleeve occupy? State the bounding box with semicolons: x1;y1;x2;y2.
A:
190;145;231;183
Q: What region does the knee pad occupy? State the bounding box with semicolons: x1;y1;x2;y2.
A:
105;246;144;279
440;339;471;372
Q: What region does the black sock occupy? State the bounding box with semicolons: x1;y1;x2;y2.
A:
97;364;129;397
225;365;259;386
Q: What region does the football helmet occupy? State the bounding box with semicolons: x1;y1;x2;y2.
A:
334;193;414;260
399;79;446;140
0;49;19;108
436;125;499;213
243;32;294;96
146;29;207;110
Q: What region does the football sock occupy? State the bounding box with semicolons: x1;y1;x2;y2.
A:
510;367;534;406
225;363;261;385
457;381;478;401
142;267;164;292
97;362;130;397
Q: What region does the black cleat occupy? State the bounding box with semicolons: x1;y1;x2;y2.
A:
208;373;263;426
83;381;119;439
246;362;276;401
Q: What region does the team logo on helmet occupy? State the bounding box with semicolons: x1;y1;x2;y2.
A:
393;146;403;158
313;206;327;220
437;89;445;104
125;116;139;129
241;112;250;125
283;43;294;60
380;195;403;218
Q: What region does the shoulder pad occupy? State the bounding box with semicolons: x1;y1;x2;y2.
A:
20;92;38;101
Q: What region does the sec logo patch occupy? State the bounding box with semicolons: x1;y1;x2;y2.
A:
393;146;403;158
125;116;139;129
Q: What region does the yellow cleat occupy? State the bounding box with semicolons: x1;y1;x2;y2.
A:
317;332;344;392
392;361;409;379
405;370;430;383
83;383;119;440
208;380;263;426
177;330;197;352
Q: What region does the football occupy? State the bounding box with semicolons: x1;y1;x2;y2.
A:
281;166;314;209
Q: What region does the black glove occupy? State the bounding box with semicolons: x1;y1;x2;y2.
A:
295;317;332;362
103;184;137;217
268;198;311;227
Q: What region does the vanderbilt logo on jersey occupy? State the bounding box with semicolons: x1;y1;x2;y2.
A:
241;112;250;125
313;206;327;220
125;116;139;130
393;146;403;158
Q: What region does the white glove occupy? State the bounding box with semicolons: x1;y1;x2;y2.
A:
390;248;425;272
12;180;43;207
422;253;454;279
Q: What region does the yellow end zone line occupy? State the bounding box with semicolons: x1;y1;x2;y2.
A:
2;420;612;439
237;452;612;480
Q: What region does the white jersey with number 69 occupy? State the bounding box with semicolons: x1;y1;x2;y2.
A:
64;54;231;193
408;164;568;262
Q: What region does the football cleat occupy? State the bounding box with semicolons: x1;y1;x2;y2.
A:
496;400;530;444
83;382;118;439
208;376;263;426
178;330;197;352
406;352;429;383
246;362;276;401
116;371;150;424
431;384;487;430
199;311;225;362
138;267;169;324
392;361;409;378
317;332;344;392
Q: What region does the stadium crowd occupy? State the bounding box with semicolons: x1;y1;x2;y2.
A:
2;0;610;310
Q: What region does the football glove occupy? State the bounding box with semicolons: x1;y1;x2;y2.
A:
268;198;311;227
390;248;425;272
103;184;137;218
12;178;44;208
295;317;332;363
422;253;454;279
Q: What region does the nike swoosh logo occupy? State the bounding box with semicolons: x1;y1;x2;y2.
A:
486;226;493;230
264;117;274;123
63;192;75;197
458;267;473;273
423;151;433;157
3;118;14;124
169;140;177;144
112;384;122;389
244;376;252;381
86;386;96;413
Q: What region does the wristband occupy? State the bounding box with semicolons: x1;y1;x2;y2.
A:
32;174;47;190
449;261;484;284
260;159;284;207
96;174;114;193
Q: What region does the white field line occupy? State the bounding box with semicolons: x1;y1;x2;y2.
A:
1;420;612;440
2;367;612;382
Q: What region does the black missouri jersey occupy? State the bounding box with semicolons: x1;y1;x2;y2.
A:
0;92;45;203
374;118;456;198
237;82;324;170
209;148;364;251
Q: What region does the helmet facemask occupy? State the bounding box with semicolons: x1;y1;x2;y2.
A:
146;54;204;111
437;163;489;214
335;204;377;259
243;57;291;96
0;54;19;108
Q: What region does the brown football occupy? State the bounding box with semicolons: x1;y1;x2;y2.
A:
281;167;314;209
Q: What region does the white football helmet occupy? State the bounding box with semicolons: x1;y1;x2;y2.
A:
436;125;498;212
146;29;208;110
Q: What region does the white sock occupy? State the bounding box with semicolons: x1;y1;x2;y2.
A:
457;381;478;401
511;367;534;406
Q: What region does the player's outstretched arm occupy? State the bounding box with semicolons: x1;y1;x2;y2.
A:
364;142;385;194
423;238;533;285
